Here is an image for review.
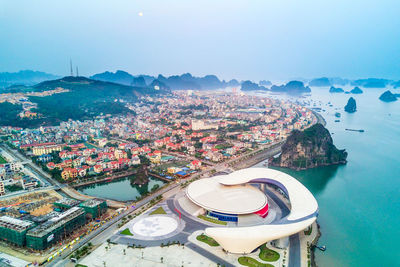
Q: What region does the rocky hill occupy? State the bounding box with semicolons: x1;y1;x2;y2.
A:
329;86;344;93
90;70;135;86
270;81;311;94
344;97;357;113
241;80;267;91
309;77;331;87
351;78;391;88
350;87;363;94
0;70;59;89
91;71;240;90
259;80;272;86
379;90;398;102
271;123;347;170
1;76;168;128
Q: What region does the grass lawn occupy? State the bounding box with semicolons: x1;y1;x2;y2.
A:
153;161;190;172
120;228;133;236
238;257;274;267
259;244;280;262
215;143;233;150
198;215;227;225
84;142;97;149
196;233;219;246
150;206;167;215
0;155;7;164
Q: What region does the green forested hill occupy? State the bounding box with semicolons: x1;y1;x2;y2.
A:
1;76;168;128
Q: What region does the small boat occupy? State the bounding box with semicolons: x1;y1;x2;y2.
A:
313;245;326;251
345;129;365;133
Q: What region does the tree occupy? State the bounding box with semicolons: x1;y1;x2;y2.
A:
139;155;150;166
194;142;202;149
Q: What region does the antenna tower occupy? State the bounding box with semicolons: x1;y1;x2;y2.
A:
70;59;73;76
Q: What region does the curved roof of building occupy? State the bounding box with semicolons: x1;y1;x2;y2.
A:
204;167;319;254
186;176;267;215
218;168;317;221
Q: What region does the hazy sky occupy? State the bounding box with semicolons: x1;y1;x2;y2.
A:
1;0;400;81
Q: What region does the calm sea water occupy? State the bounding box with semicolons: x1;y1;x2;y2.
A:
254;87;400;266
77;176;165;201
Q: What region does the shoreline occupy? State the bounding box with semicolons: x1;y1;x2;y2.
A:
312;110;327;126
242;109;325;267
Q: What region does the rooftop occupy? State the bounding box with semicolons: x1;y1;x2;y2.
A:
54;198;81;207
218;168;318;221
0;216;34;232
80;199;105;208
27;207;84;237
186;176;267;215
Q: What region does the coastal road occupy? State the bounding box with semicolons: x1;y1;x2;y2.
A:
289;235;301;267
264;187;301;267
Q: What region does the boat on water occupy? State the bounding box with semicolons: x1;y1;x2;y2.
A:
345;128;365;132
313;245;326;251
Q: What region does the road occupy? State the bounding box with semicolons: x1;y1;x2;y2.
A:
0;144;64;189
49;182;182;266
4;139;296;266
264;187;300;267
4;111;325;266
50;142;286;266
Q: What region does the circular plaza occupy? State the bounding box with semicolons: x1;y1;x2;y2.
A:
131;215;178;238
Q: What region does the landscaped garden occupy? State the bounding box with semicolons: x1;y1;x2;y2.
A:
196;233;219;246
150;206;167;215
70;243;93;260
214;143;233;150
198;215;227;225
0;155;7;164
259;244;280;262
120;228;133;236
238;256;274;267
152;160;189;173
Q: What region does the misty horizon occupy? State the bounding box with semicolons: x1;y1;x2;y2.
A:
1;0;400;81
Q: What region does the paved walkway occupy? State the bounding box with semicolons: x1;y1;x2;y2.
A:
289;234;300;267
111;197;235;267
263;187;301;267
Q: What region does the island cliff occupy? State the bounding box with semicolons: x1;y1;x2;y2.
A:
350;87;363;94
329;86;344;93
271;123;347;170
379;90;398;102
270;81;311;94
344;97;357;113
